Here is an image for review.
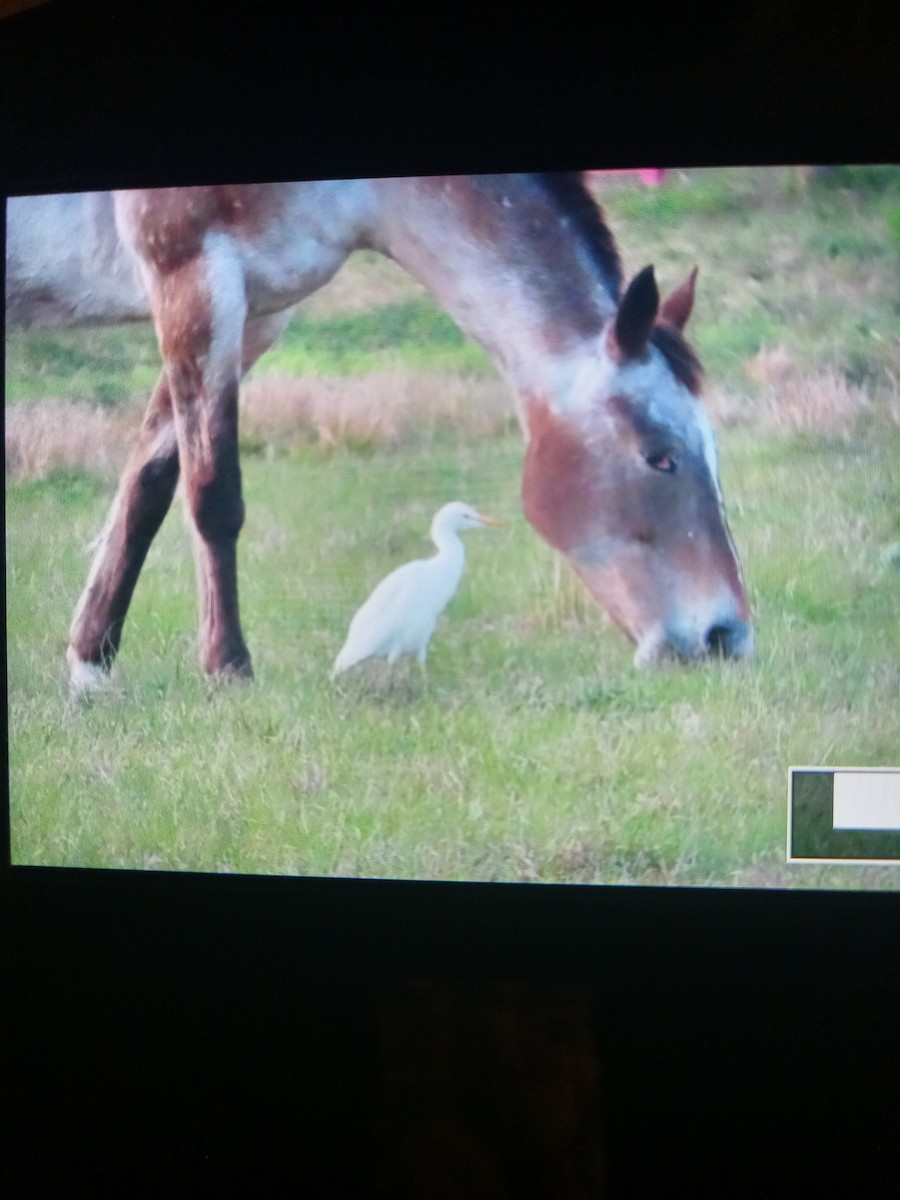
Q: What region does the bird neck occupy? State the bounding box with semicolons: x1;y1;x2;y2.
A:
430;524;466;562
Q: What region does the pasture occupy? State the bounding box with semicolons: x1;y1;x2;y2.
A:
5;166;900;889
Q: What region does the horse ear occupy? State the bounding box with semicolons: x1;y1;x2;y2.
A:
613;265;659;359
659;265;698;331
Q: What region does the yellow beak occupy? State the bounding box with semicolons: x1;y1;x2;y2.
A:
476;513;507;528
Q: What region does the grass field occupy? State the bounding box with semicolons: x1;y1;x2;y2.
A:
6;166;900;889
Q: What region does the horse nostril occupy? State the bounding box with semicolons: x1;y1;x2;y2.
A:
705;623;734;658
704;619;752;660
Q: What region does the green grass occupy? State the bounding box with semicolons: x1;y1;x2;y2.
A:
4;299;492;406
261;300;492;378
6;422;899;889
599;167;900;391
812;164;900;194
6;165;900;890
4;325;162;405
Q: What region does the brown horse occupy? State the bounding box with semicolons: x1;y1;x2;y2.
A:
5;175;752;694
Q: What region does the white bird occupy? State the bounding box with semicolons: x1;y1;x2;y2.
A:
331;501;505;679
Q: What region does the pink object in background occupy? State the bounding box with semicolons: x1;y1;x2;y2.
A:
587;168;667;187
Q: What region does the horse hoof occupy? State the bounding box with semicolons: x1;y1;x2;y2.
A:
67;648;110;699
206;658;254;683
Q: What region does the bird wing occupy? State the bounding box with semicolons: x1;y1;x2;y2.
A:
334;559;432;671
348;560;423;634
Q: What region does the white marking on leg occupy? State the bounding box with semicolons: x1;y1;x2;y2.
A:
204;231;248;392
66;645;109;698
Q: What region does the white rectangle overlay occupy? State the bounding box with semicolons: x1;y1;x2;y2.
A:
833;771;900;831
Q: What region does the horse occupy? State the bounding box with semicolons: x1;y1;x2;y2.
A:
5;174;752;694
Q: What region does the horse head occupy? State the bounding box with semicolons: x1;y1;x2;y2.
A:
522;265;752;665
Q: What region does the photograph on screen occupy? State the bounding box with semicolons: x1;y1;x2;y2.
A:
5;167;899;890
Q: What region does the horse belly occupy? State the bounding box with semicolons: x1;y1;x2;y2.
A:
239;238;347;318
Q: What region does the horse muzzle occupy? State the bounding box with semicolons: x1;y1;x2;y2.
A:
569;548;754;668
634;615;754;667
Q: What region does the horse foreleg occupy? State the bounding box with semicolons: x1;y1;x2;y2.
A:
157;254;300;681
179;360;251;681
180;307;298;680
68;371;179;694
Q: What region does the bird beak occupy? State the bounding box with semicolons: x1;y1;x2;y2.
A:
476;513;507;528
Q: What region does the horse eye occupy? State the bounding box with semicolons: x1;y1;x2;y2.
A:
645;452;677;474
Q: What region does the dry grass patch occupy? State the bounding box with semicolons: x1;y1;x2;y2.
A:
240;368;517;451
5;399;141;481
8;361;896;485
745;345;797;389
5;370;518;481
767;369;871;434
702;348;899;436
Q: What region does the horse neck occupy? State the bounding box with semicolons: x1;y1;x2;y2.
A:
370;176;619;411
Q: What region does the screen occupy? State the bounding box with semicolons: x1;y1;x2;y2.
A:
5;166;899;890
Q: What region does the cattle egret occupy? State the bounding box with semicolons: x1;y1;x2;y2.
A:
331;501;505;678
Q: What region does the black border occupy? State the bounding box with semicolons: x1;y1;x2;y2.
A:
3;3;900;1197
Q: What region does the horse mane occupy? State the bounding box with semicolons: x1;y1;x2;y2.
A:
532;172;624;300
650;322;704;394
532;173;704;393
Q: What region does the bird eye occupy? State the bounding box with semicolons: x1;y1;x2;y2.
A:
645;452;677;474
